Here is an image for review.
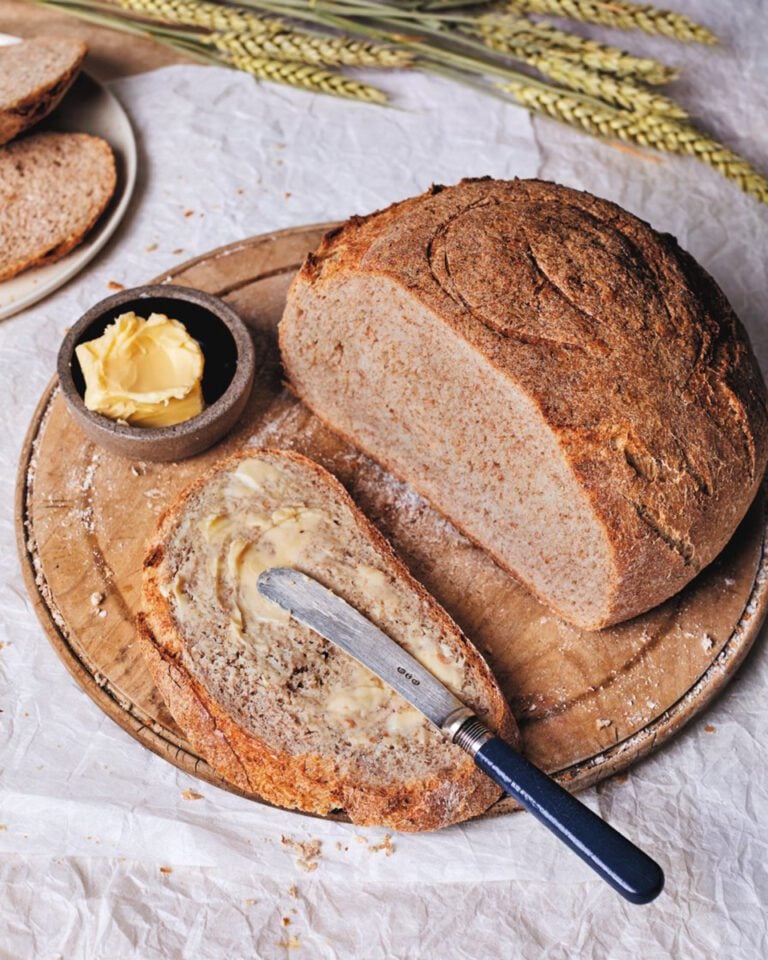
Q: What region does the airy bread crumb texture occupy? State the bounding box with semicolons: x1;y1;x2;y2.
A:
0;131;116;281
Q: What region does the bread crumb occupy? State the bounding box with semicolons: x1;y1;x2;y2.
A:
0;824;7;831
704;724;716;734
281;917;291;927
184;210;194;218
145;242;158;253
277;936;301;950
181;789;203;800
288;885;298;898
702;633;715;652
107;280;124;291
596;718;612;729
97;609;107;619
90;591;104;606
172;248;184;255
368;834;395;856
243;898;255;907
159;866;173;875
724;577;736;587
614;772;629;784
284;192;292;199
281;836;322;873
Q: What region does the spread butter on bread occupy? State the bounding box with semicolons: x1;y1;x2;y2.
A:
139;449;516;831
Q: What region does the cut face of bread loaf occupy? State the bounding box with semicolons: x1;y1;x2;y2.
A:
139;449;516;831
0;37;87;145
0;131;116;282
280;178;768;630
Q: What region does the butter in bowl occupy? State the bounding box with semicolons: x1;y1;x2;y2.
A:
58;284;255;461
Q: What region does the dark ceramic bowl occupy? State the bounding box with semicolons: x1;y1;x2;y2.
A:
57;284;255;462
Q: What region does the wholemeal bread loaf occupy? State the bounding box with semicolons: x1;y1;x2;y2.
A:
280;178;768;630
139;449;516;831
0;131;116;282
0;37;87;145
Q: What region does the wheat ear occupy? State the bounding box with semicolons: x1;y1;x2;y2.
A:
504;0;718;44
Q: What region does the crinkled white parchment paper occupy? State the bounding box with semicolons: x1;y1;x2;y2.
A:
2;0;768;953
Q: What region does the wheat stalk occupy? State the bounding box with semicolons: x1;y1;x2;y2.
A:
209;28;412;67
112;0;280;33
499;80;768;203
224;51;389;101
473;14;677;84
505;0;717;44
112;0;410;67
526;53;685;115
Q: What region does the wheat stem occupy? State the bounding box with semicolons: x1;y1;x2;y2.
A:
504;0;717;44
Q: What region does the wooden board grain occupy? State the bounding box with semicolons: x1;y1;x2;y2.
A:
16;224;768;820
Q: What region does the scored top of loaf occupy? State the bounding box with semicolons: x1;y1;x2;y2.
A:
297;178;768;624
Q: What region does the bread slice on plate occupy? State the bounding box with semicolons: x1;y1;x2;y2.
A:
280;177;768;630
138;449;517;831
0;37;87;145
0;131;116;283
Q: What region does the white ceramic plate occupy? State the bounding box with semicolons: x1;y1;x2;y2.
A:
0;34;138;320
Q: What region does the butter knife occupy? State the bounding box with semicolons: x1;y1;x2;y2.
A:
257;567;664;905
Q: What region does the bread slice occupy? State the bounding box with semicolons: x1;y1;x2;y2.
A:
0;37;87;145
280;177;768;630
0;131;116;282
138;449;517;831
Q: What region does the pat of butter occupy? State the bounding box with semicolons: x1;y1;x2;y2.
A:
75;311;204;427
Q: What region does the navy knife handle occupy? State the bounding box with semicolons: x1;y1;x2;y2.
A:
474;736;664;904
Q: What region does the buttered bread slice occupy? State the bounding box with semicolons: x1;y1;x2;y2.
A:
139;449;516;831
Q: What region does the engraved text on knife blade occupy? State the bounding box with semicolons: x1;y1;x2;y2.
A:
256;567;463;728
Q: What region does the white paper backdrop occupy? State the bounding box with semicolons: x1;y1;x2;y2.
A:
2;1;768;955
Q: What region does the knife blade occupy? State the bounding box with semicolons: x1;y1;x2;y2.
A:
257;567;665;905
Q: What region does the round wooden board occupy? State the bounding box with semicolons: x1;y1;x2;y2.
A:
16;224;768;821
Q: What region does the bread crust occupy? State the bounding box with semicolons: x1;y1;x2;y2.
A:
0;38;87;145
281;178;768;629
140;448;517;831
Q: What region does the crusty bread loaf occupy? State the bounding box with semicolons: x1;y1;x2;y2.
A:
0;131;116;282
138;449;516;831
280;177;768;630
0;37;86;145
